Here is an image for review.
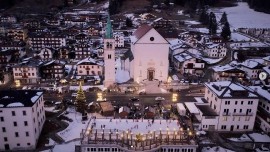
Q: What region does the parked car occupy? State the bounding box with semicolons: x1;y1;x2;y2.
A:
130;97;139;102
155;97;165;101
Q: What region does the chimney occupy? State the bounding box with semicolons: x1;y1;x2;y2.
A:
219;85;221;91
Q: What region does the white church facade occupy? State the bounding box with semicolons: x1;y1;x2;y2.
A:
129;24;169;83
103;23;170;87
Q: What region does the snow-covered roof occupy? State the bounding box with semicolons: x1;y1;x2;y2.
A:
0;90;43;108
7;102;24;107
184;102;200;114
240;59;264;69
173;52;193;63
249;133;270;143
205;81;257;98
77;57;104;66
169;39;185;50
263;66;270;75
249;86;270;101
263;56;270;62
212;64;236;72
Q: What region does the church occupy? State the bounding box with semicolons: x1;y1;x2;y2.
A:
104;22;170;87
127;24;170;83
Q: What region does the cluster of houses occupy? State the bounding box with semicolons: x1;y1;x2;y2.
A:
1;1;270;151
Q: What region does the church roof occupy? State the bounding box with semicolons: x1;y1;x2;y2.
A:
133;24;152;41
105;16;113;39
121;49;134;61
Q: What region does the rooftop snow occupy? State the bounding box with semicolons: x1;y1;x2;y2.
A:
169;39;185;50
184;102;200;114
212;64;235;72
249;86;270;101
174;53;193;62
7;102;24;107
249;133;270;142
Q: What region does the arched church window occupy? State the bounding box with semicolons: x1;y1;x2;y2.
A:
109;43;113;49
106;42;110;48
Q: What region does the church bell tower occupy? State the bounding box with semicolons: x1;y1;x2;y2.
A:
103;16;115;88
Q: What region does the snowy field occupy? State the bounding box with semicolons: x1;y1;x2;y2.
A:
213;2;270;28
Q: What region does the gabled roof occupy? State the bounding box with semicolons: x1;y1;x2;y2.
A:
173;52;193;63
133;24;152;41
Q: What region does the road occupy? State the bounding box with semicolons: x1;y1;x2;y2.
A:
43;85;205;106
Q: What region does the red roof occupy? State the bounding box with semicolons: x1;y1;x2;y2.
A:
133;24;152;40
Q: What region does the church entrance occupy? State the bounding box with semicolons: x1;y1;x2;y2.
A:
147;68;155;81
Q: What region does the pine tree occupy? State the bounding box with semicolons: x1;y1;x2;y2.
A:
76;82;87;114
199;9;209;25
208;12;217;35
221;22;231;40
126;17;133;27
220;12;228;25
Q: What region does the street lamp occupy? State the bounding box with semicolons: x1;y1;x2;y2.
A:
172;93;178;102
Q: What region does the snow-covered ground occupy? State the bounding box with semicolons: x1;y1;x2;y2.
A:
57;108;89;142
214;2;270;28
116;69;130;83
230;32;254;42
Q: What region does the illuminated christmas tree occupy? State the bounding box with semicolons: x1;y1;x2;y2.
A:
76;82;87;114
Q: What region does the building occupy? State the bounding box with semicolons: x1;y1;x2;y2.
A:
129;24;169;83
78;119;197;152
37;47;55;61
103;17;116;87
13;58;43;84
212;64;246;82
40;60;65;80
6;27;28;41
28;32;66;51
74;42;92;60
203;43;227;58
113;32;124;48
249;86;270;134
173;52;205;76
76;57;104;78
202;81;259;131
239;59;264;80
0;90;45;151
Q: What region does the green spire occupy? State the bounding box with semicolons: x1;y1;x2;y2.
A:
76;82;87;114
105;15;113;39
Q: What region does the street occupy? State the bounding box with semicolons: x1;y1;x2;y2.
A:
43;85;205;107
